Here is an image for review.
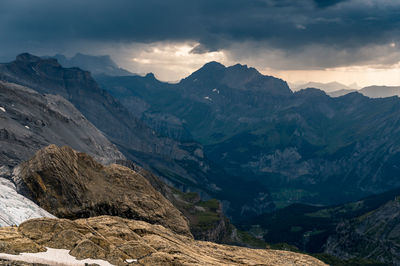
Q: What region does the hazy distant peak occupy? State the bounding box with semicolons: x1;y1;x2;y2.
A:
52;53;133;76
72;53;118;67
359;85;400;98
294;81;355;93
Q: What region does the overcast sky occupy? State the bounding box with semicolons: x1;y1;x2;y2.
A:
1;0;400;86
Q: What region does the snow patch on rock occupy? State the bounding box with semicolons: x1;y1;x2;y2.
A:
0;247;114;266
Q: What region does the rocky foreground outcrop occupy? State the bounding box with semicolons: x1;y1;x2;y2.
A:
0;216;326;266
12;145;191;237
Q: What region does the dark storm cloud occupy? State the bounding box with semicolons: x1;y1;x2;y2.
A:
0;0;399;68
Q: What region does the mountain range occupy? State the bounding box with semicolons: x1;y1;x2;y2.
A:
293;81;400;99
2;52;400;264
97;59;400;213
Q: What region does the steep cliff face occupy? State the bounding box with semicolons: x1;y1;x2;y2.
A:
0;53;158;154
12;145;191;237
0;81;124;174
0;216;327;266
325;199;400;265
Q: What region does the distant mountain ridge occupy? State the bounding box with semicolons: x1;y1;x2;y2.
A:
52;53;133;76
293;81;400;99
359;85;400;98
292;81;358;93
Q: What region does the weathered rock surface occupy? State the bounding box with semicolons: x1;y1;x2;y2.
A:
0;216;326;266
12;145;191;237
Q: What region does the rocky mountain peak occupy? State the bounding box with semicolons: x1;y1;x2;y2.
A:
15;53;41;63
181;60;291;95
15;53;60;67
145;72;156;79
201;61;226;70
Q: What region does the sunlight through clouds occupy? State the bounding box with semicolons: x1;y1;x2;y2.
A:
125;42;228;81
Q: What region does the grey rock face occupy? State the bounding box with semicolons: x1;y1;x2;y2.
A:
0;81;124;168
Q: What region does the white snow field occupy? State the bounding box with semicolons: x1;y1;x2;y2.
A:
0;178;55;227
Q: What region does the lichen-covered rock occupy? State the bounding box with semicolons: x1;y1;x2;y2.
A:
0;227;44;255
0;216;326;266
